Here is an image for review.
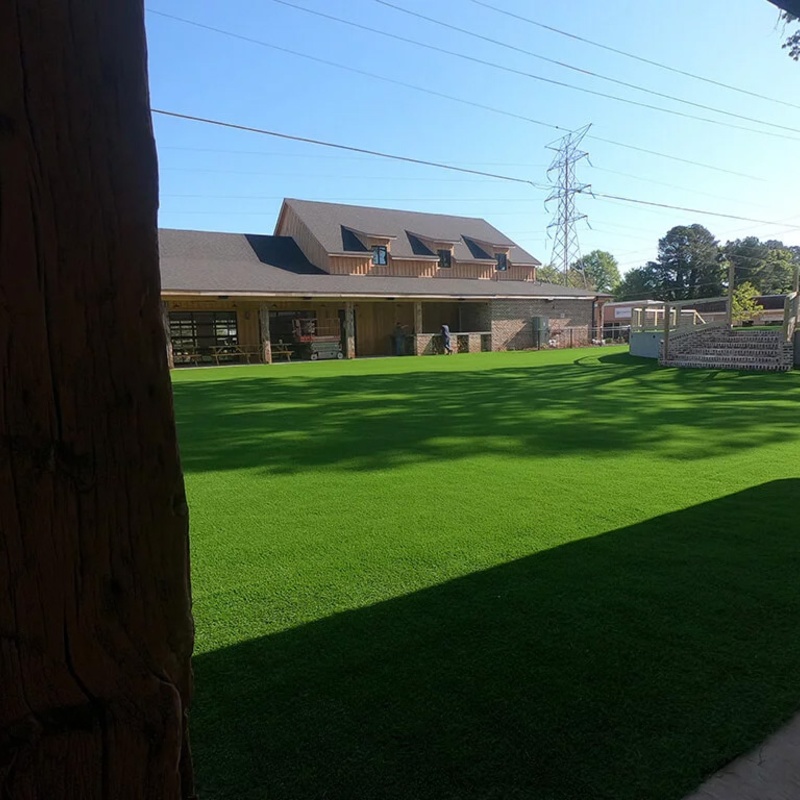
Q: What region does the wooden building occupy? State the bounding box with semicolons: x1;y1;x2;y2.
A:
159;199;607;366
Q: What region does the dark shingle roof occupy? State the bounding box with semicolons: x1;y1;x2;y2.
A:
281;198;542;266
159;229;596;299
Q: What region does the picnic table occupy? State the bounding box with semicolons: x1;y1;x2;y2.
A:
210;345;262;365
270;345;294;362
173;347;204;365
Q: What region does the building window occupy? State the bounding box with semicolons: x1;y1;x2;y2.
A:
495;253;508;271
169;310;238;361
437;249;452;269
372;245;388;265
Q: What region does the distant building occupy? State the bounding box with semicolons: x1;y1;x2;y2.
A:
159;199;609;365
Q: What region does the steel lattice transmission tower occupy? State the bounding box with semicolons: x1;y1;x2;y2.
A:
545;124;592;286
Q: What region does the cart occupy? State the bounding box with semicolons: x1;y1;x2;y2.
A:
292;318;344;361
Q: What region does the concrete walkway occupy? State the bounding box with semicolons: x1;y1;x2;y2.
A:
683;713;800;800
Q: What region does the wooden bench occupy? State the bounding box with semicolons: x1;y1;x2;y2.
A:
211;345;262;365
271;346;293;362
174;348;203;366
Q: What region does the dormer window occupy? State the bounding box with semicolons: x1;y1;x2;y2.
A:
495;252;508;271
438;249;452;269
372;245;388;265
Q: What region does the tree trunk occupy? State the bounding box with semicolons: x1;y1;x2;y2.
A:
0;3;195;798
259;305;273;364
163;301;176;370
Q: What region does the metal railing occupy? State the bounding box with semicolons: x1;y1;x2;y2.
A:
532;326;630;350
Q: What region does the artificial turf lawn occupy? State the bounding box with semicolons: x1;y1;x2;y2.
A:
172;347;800;800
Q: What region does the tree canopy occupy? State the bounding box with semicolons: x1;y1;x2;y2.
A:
723;238;796;294
614;223;799;301
536;264;565;285
645;224;723;301
570;250;621;293
731;282;765;324
615;267;659;301
768;0;800;17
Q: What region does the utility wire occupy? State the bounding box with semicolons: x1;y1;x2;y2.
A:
469;0;800;113
586;135;763;181
162;194;548;201
148;8;765;181
160;168;521;182
589;191;800;229
158;145;550;168
374;0;800;136
152;108;800;231
270;0;800;143
588;165;773;209
148;9;570;137
152;109;544;186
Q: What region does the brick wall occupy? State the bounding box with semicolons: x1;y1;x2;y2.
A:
415;333;438;355
460;302;491;332
489;299;594;351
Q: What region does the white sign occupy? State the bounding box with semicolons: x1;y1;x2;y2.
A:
614;306;633;319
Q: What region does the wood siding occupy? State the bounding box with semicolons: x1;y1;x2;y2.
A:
352;301;416;356
439;261;494;280
275;203;331;272
495;265;537;281
422;302;460;333
329;255;439;277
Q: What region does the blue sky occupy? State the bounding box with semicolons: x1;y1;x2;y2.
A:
146;0;800;274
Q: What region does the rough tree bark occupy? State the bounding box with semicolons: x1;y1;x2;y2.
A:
0;2;195;798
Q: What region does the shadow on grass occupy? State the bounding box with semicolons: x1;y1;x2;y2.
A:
192;480;800;800
173;354;800;474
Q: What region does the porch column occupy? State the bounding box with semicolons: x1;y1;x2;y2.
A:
413;301;424;356
662;302;671;363
345;301;356;359
413;301;423;334
161;301;174;370
259;304;273;364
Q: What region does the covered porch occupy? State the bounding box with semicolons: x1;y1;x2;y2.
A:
161;295;493;366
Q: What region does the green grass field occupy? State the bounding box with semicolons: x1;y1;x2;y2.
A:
172;348;800;800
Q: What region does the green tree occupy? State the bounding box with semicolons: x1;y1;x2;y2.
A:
614;266;659;300
731;282;765;324
536;264;565;285
769;5;800;58
768;0;800;14
723;237;795;294
648;224;722;301
570;250;621;293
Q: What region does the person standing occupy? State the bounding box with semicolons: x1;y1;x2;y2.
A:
441;323;453;355
392;322;406;356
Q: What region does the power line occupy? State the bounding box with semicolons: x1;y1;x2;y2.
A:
160;169;523;182
152;108;800;231
149;7;765;181
162;194;548;201
270;0;800;143
152;110;544;186
589;191;800;229
588;165;773;209
147;9;570;136
374;0;800;136
469;0;800;113
587;136;764;181
158;145;550;168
